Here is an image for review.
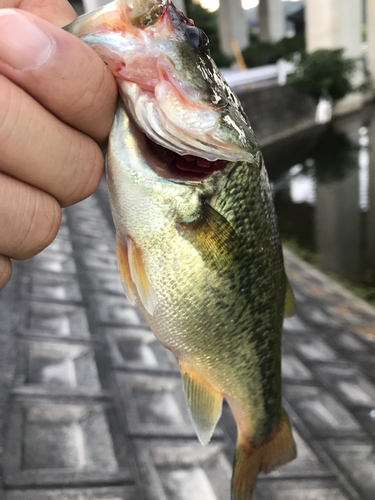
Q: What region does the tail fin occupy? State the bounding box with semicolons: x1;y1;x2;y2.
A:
231;410;296;500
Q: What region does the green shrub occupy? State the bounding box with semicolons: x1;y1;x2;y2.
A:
291;48;357;101
242;35;305;68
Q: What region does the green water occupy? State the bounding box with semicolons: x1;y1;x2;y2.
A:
267;105;375;304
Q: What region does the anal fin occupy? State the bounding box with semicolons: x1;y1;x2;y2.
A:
180;361;223;445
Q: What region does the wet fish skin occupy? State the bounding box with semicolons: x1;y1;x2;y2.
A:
65;1;296;498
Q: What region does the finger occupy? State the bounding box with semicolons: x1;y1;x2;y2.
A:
0;0;77;27
0;75;104;206
0;172;61;260
0;255;12;290
0;9;117;145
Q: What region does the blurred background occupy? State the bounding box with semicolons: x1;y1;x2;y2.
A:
1;1;375;499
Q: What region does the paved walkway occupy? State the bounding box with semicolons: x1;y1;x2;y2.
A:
0;179;375;500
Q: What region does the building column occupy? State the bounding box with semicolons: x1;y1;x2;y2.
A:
258;0;284;43
217;0;249;58
82;0;107;12
305;0;363;113
367;0;375;79
305;0;362;57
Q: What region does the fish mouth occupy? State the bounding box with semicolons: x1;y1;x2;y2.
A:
146;136;229;181
126;113;230;182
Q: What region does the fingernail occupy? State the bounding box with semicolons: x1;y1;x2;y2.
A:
0;10;55;71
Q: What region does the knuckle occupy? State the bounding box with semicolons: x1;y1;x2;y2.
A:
60;140;104;206
30;193;62;254
18;189;62;259
0;256;12;290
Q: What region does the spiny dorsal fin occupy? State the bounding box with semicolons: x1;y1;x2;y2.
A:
178;201;241;271
116;236;136;305
284;278;295;318
180;361;223;445
127;237;157;316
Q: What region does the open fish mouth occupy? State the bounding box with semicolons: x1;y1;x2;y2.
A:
146;136;229;181
119;109;231;182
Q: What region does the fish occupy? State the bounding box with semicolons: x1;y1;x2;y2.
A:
65;1;297;498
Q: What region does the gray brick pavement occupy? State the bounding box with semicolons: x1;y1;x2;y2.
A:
1;179;375;499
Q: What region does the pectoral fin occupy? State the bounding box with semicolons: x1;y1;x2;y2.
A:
178;201;241;270
127;237;157;316
284;278;295;317
116;236;136;305
180;361;223;445
116;235;157;315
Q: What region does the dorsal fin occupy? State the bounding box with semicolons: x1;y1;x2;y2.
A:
178;201;242;271
179;361;223;445
284;278;295;317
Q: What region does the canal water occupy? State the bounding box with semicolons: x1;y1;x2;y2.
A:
266;104;375;303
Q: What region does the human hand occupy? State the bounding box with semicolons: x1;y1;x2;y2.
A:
0;0;117;289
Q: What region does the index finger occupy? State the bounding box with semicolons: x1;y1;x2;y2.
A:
0;8;117;144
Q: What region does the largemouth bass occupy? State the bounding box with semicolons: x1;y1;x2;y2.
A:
65;2;297;498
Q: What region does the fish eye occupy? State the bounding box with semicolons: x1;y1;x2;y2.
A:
186;26;210;54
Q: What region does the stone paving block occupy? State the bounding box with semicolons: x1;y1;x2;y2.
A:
326;442;375;500
95;295;144;326
77;236;115;252
45;234;74;254
292;335;337;361
307;306;331;325
106;326;179;373
283;385;363;437
255;479;350;500
328;330;369;354
353;409;375;439
115;372;199;438
315;363;375;408
29;251;77;274
21;272;82;303
56;224;70;238
87;270;124;296
352;353;375;384
281;342;313;381
69;213;113;239
14;340;102;396
5;487;138;500
80;249;119;272
4;400;132;487
134;439;231;500
21;302;90;339
282;315;309;333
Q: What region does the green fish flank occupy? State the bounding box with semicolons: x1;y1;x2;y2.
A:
65;1;297;498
